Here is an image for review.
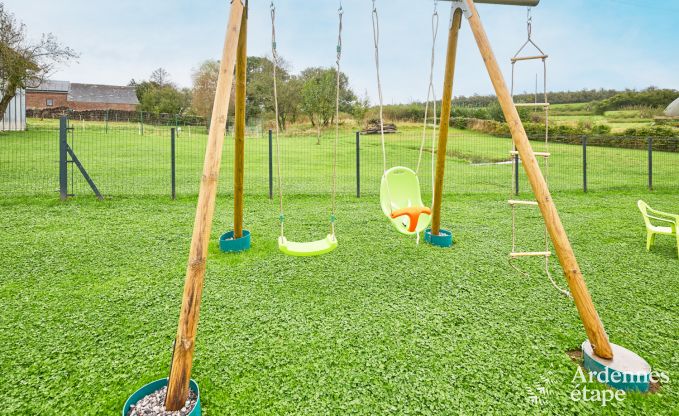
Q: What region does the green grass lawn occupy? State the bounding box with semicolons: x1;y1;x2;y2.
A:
0;191;677;414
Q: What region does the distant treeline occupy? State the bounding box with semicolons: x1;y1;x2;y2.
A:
367;87;679;123
592;88;678;115
451;88;624;107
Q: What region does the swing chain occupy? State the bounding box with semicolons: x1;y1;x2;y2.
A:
526;8;533;40
270;2;278;61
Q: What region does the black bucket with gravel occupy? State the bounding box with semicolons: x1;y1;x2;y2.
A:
123;378;201;416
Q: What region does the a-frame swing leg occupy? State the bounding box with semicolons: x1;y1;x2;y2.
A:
431;7;463;237
165;0;245;410
234;0;248;239
462;0;614;360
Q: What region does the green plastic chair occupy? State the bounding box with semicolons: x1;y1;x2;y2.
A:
278;235;338;257
380;167;432;235
637;200;679;258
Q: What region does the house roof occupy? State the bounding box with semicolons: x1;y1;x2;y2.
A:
68;83;140;105
665;97;679;117
27;80;71;93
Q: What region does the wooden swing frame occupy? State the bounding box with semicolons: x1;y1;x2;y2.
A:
163;0;615;409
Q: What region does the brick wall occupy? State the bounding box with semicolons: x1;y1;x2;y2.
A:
69;101;138;112
26;92;69;110
26;92;137;112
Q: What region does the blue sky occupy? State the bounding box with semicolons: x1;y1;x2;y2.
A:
4;0;678;104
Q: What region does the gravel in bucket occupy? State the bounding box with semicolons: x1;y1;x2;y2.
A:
127;386;197;416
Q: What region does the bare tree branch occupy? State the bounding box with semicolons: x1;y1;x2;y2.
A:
0;3;78;114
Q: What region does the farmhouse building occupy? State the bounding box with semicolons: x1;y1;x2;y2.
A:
26;81;139;112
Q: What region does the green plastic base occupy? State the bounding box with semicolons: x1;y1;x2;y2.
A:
424;229;454;248
582;341;651;392
219;230;251;253
123;379;201;415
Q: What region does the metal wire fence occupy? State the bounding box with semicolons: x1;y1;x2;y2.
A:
1;116;678;199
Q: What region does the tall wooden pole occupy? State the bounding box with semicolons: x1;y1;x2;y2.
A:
463;0;613;359
431;8;463;236
233;1;248;239
165;1;245;410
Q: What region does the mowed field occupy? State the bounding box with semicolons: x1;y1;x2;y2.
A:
0;191;677;414
1;117;679;414
1;118;677;199
550;103;679;134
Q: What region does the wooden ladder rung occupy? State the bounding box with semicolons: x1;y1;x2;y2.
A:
511;55;549;62
508;200;538;206
514;102;550;107
509;151;551;158
510;251;552;258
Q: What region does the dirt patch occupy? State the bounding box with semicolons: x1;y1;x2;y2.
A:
566;348;583;364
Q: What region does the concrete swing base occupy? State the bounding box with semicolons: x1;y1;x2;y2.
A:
582;340;652;392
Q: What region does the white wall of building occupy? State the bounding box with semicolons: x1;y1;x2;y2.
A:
0;89;27;131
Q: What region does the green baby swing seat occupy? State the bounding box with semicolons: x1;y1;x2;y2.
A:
380;167;432;235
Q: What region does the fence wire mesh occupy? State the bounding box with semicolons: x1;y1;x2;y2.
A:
1;115;677;198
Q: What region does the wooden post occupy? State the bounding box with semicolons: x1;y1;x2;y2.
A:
164;1;245;410
431;8;463;236
234;1;248;239
463;0;614;359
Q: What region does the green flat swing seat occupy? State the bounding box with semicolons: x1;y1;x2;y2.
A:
380;167;432;235
278;235;338;257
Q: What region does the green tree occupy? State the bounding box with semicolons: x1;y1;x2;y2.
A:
300;67;356;127
134;68;191;114
190;60;220;119
0;4;78;115
191;56;300;128
352;91;370;127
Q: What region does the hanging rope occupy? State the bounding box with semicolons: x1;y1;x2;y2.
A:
417;0;439;185
371;0;387;174
331;2;343;239
271;1;285;238
272;0;341;240
370;0;398;218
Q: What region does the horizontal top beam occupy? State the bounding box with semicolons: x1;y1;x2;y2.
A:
440;0;540;6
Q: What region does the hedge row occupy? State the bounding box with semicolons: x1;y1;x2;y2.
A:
451;118;679;152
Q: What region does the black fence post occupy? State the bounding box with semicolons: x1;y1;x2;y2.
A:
514;154;520;195
648;137;653;191
356;132;361;198
268;129;273;200
59;116;68;200
582;136;588;193
140;111;144;136
171;128;176;200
